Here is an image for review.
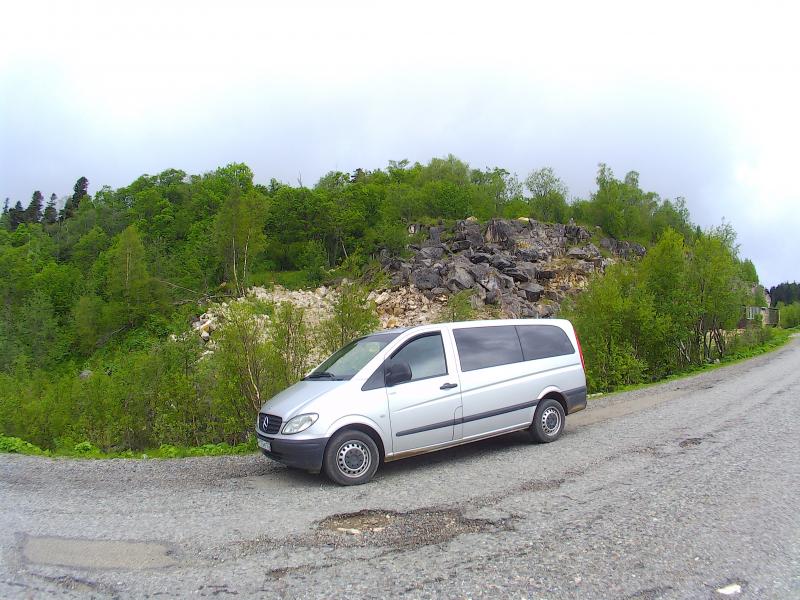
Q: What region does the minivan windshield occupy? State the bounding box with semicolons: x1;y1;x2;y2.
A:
304;332;403;380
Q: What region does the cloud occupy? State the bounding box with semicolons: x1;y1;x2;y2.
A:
1;0;799;285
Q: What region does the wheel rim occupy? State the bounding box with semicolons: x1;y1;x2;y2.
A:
541;407;561;436
336;440;372;478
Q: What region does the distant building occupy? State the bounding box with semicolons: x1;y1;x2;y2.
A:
744;305;779;327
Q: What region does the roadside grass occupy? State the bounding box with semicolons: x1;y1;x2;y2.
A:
0;435;257;460
588;325;800;399
3;326;797;460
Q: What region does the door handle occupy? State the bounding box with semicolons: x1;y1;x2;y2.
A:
440;382;458;390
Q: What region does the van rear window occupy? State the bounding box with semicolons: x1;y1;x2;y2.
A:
453;326;523;371
516;325;575;360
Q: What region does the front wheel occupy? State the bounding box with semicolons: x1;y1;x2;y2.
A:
323;430;380;485
527;398;565;443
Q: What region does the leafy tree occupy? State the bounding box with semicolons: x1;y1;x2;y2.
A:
319;284;379;354
525;167;570;223
215;189;267;296
105;225;161;329
268;302;314;388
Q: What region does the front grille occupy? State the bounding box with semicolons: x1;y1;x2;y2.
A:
258;412;282;435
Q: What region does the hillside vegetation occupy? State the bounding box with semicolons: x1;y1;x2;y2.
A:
0;157;766;454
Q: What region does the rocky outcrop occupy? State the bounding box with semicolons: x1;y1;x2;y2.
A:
383;218;644;319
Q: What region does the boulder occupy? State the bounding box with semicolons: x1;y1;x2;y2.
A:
447;266;475;291
516;248;542;262
537;269;557;280
451;240;471;252
466;261;491;282
565;222;591;242
567;246;589;260
504;268;530;283
484;219;516;247
469;252;491;264
518;282;545;302
411;268;441;290
516;261;538;281
419;245;445;260
489;255;514;270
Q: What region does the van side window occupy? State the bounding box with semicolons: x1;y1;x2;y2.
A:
390;333;447;381
453;326;523;372
516;325;575;360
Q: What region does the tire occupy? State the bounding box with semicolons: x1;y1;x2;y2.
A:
527;398;565;443
323;430;380;486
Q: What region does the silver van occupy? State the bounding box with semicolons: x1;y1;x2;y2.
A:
255;319;587;485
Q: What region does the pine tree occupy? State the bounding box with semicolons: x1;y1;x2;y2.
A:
24;191;44;223
43;193;58;224
63;177;89;220
9;201;24;229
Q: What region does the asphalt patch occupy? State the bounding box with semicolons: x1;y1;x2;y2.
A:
23;536;177;569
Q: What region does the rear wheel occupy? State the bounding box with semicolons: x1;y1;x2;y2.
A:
527;398;565;443
323;430;380;485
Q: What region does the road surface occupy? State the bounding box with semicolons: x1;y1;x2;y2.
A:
2;336;799;599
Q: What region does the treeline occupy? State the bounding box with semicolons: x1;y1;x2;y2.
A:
0;156;762;452
770;282;799;307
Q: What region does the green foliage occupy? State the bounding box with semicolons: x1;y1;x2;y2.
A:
0;434;48;455
319;284;379;354
439;289;476;323
567;226;753;392
0;157;766;456
778;302;800;328
770;281;800;307
268;302;314;387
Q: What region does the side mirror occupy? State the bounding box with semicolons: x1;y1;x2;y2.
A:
385;360;412;387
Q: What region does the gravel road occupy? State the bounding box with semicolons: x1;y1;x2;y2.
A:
2;336;799;599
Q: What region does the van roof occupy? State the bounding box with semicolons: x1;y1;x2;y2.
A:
370;319;571;336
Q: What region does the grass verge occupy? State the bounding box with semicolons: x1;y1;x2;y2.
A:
0;435;257;459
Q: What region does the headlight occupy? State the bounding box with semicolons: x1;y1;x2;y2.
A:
281;413;319;435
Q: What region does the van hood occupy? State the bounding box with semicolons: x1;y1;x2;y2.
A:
260;380;347;417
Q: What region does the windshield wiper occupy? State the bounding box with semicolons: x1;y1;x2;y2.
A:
305;371;337;380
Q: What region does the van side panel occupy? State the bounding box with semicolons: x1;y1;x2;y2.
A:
459;356;582;437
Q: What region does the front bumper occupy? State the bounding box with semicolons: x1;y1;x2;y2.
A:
256;431;328;472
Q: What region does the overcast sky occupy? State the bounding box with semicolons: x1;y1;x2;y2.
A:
1;1;798;286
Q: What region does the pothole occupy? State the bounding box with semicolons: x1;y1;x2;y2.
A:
316;508;506;548
679;437;704;448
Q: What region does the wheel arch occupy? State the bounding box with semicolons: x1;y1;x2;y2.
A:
537;386;568;416
326;421;386;462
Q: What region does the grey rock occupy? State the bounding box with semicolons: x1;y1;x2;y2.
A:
489;255;514;270
446;267;475;291
516;248;542;262
466;262;491;282
484;219;516;246
504;269;530;283
537;269;557;280
518;282;545;302
419;246;445;260
516;261;538;281
411;268;441;290
469;252;491;264
567;246;589;260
